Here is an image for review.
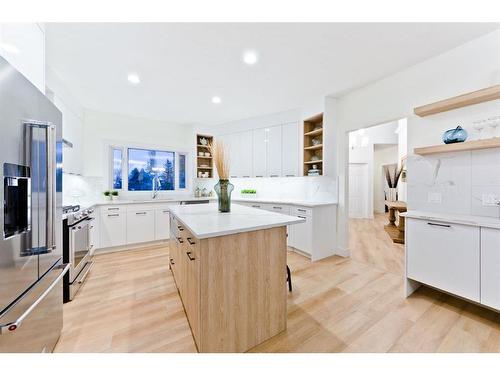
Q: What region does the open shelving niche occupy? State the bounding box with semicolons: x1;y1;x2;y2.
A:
196;134;214;178
303;113;324;176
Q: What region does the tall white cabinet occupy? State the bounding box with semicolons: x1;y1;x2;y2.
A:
0;23;45;93
220;122;299;178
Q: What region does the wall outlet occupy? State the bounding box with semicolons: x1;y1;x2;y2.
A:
482;194;499;206
427;192;442;204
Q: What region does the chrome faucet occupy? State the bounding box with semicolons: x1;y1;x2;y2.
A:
152;174;161;199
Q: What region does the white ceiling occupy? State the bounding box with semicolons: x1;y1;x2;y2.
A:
45;23;499;126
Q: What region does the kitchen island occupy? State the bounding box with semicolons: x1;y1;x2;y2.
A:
168;203;304;352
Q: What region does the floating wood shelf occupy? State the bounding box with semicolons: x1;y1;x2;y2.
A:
414;85;500;117
197;156;212;159
414;137;500;155
197;166;212;169
197;144;210;148
303;113;324;176
304;144;323;150
304;128;323;136
304;160;323;164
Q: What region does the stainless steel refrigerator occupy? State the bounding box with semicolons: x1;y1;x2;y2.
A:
0;56;67;352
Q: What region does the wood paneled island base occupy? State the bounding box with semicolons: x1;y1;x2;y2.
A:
168;204;302;352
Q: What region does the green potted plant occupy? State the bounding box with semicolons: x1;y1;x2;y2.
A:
240;189;257;198
111;191;119;201
103;190;111;201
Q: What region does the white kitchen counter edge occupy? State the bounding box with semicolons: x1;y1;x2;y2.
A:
402;210;500;229
169;203;305;239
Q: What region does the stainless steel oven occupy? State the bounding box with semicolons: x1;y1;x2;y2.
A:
63;207;94;302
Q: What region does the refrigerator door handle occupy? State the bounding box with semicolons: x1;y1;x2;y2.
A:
24;122;57;252
45;124;56;252
0;263;69;335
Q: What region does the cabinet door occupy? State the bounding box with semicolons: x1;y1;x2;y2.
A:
282;123;299;177
126;210;155;244
252;128;267;178
226;133;240;178
184;235;200;344
481;228;500;310
267;126;282;177
292;215;313;255
155;208;171;240
239;131;253;178
406;218;480;302
100;210;127;248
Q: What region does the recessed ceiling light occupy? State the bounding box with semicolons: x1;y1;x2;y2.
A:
211;96;221;104
127;73;140;84
0;42;20;54
243;50;258;65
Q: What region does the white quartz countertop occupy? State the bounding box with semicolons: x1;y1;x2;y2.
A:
230;197;337;207
403;210;500;229
169;203;305;239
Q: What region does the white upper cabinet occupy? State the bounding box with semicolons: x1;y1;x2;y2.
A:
0;23;45;93
267;126;282;177
252;128;267;178
220;123;300;178
238;131;253;178
282;123;299;177
55;98;84;176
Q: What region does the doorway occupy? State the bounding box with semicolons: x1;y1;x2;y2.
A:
347;118;407;275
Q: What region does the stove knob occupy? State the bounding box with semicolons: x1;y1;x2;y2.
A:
88;208;94;214
75;213;82;220
82;210;89;215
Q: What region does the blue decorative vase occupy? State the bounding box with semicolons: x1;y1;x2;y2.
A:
442;126;468;144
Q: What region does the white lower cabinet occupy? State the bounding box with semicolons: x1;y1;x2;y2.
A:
155;208;171;240
481;228;500;310
100;208;127;248
406;218;480;302
291;215;313;256
126;209;155;244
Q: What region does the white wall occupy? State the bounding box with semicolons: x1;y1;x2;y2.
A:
334;29;500;255
83;109;195;196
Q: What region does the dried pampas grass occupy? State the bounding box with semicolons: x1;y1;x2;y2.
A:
209;140;230;179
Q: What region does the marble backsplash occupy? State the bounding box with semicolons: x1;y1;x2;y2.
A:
407;147;500;218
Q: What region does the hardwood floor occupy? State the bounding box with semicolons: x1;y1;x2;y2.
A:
55;225;500;353
349;213;404;275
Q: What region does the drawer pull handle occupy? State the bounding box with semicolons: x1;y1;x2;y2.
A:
243;175;250;178
135;212;147;215
170;258;175;265
298;216;306;219
270;174;279;177
108;207;119;211
187;237;196;245
251;205;260;208
427;222;451;228
286;174;295;177
107;214;119;217
163;210;169;213
177;237;184;244
298;209;306;212
186;251;195;261
273;206;282;209
255;175;263;178
177;226;184;231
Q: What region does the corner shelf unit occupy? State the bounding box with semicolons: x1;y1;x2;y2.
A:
196;134;214;178
303;113;323;176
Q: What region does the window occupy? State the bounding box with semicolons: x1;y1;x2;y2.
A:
179;153;186;189
127;148;175;191
112;148;123;189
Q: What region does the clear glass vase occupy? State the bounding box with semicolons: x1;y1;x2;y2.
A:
214;179;234;212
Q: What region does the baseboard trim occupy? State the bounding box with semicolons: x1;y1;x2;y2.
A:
95;239;170;255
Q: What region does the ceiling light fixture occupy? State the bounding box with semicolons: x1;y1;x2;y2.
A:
243;50;258;65
0;42;20;54
211;96;221;104
127;73;140;84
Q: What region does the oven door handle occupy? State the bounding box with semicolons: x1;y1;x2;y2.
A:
77;261;94;285
0;263;69;334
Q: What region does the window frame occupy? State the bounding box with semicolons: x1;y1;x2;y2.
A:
108;143;190;194
109;145;124;191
